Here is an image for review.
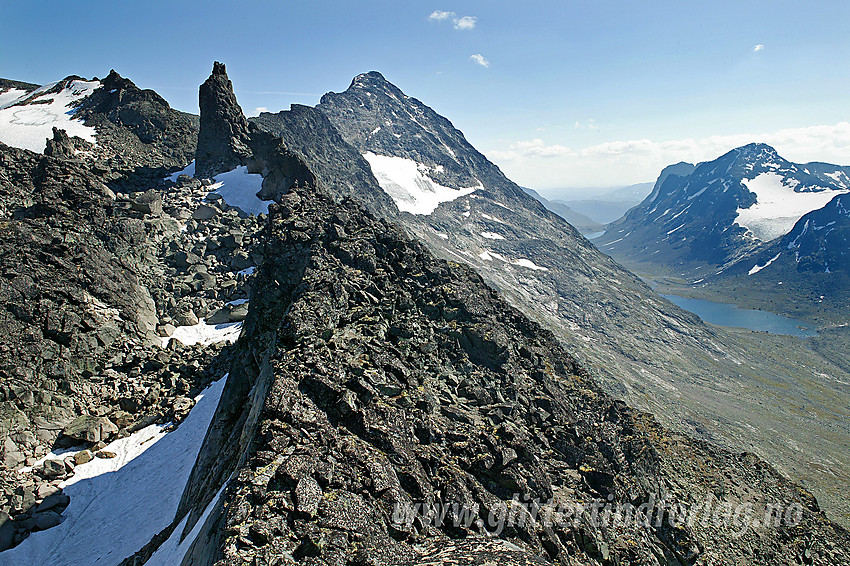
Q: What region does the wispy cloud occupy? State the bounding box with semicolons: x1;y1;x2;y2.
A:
573;118;599;131
470;53;490;68
753;44;765;52
454;16;477;30
429;10;454;21
429;10;477;30
486;122;850;189
253;107;268;116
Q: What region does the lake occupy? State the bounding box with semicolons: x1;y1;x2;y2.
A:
662;294;818;337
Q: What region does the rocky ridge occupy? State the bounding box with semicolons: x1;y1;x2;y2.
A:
0;62;848;563
254;71;850;525
170;181;849;565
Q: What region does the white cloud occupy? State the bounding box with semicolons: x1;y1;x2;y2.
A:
470;53;490;68
753;44;765;52
486;122;850;190
573;118;599;131
429;10;477;30
454;16;477;30
252;106;268;116
429;10;454;21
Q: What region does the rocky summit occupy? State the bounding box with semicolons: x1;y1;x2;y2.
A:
0;62;848;565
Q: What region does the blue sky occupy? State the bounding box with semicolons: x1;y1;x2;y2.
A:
2;1;849;194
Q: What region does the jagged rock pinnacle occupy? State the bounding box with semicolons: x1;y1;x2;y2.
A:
195;61;253;178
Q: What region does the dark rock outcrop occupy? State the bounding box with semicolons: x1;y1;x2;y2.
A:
73;70;199;191
195;62;316;207
252;104;399;219
0;78;40;93
195;62;254;179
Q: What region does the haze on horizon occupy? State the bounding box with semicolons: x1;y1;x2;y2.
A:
2;0;848;195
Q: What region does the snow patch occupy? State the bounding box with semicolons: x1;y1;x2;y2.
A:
480;213;506;224
0;88;28;109
146;483;228;566
478;250;508;263
168;160;195;182
687;187;707;201
735;173;848;241
4;375;228;566
481;231;505;240
210;166;268;216
748;253;781;275
162;320;243;348
0;80;100;152
512;258;549;271
363;152;480;215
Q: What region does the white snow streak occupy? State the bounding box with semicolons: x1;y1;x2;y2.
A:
146;483;228;566
749;253;782;275
512;258;549;271
363;152;480;214
481;231;505;240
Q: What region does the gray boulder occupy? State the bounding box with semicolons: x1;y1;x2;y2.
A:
130;190;162;215
62;415;118;444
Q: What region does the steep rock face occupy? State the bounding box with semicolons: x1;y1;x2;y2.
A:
252;104;399;219
194;63;316;207
196;62;254;179
175;183;850;565
783;193;850;274
319;71;515;192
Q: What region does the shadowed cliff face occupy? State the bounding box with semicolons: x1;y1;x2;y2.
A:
175;182;849;565
195;62;254;179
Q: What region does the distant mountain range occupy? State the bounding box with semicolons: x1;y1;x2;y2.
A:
531;182;654;226
520;187;603;233
598;143;850;319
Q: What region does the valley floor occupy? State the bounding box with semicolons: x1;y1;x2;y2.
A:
593;255;850;527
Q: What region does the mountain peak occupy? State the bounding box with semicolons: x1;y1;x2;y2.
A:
732;142;780;162
212;61;228;77
344;70;403;95
351;70;388;84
